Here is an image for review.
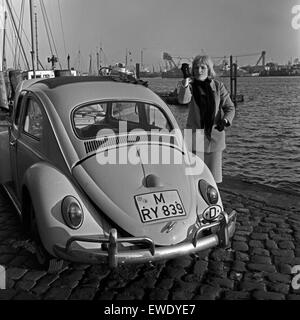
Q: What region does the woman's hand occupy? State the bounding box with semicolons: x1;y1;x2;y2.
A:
215;118;229;131
182;77;193;87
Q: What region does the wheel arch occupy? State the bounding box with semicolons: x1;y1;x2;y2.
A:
21;161;107;255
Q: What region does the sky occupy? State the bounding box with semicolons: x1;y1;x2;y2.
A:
0;0;300;72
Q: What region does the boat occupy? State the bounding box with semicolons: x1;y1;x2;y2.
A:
2;0;77;105
110;63;136;77
139;70;161;78
161;67;182;78
259;65;300;76
98;63;135;77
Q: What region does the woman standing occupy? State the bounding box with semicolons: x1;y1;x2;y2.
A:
178;55;235;183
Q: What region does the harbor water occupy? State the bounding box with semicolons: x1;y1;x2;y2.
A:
146;76;300;195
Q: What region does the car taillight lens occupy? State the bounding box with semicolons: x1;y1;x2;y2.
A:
198;180;219;205
61;196;84;229
207;185;218;204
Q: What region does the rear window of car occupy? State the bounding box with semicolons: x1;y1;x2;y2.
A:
73;101;172;139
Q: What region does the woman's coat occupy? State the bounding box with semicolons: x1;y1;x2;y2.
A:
177;79;235;153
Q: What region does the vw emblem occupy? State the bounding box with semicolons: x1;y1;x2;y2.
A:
161;221;177;233
202;205;222;222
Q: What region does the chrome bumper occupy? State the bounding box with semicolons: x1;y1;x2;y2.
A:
53;210;237;268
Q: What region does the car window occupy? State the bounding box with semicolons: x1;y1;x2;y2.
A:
14;92;25;126
74;103;107;135
111;102;171;130
23;98;43;139
73;101;172;139
112;102;139;123
146;104;170;130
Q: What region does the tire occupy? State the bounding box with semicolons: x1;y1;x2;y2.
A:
28;202;52;268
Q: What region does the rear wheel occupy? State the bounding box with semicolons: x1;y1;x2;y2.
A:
27;203;66;273
27;202;52;267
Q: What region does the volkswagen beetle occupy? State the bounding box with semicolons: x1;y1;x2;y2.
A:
0;76;236;268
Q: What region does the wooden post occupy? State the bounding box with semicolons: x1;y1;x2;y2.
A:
230;55;233;101
136;63;140;79
96;52;99;75
233;62;237;105
141;50;144;70
230;55;237;106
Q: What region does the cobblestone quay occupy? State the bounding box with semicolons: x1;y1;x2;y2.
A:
0;176;299;300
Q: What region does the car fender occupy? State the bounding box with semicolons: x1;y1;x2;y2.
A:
22;162;108;255
186;151;224;209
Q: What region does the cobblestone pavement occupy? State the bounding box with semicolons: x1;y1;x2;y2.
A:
0;177;300;300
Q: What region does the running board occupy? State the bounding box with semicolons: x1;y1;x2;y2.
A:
2;182;22;217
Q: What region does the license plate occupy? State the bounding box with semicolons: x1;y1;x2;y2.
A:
135;190;186;223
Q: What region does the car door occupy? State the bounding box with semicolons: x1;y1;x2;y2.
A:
9;91;27;195
13;94;46;199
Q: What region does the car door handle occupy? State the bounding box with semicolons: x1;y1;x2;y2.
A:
10;139;17;147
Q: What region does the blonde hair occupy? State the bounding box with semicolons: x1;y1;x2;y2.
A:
192;55;216;78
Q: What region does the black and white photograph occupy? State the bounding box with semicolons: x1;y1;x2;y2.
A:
0;0;299;307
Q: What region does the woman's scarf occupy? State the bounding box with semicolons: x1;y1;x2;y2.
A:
192;78;215;140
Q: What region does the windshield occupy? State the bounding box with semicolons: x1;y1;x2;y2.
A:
73;101;172;139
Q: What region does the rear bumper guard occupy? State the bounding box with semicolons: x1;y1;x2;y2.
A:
53;210;237;268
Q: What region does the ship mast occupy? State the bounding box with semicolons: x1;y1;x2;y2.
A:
35;11;39;70
29;0;36;77
5;0;30;70
2;11;7;71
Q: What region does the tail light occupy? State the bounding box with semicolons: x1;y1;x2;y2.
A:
61;196;84;229
198;180;219;205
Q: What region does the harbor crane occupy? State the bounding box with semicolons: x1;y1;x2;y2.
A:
162;52;193;70
212;51;266;67
255;51;266;67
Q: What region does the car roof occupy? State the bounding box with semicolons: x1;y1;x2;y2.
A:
27;76;164;114
37;75;148;89
15;78;43;97
18;76;181;168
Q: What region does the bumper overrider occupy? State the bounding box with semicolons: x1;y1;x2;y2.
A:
53;210;237;268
